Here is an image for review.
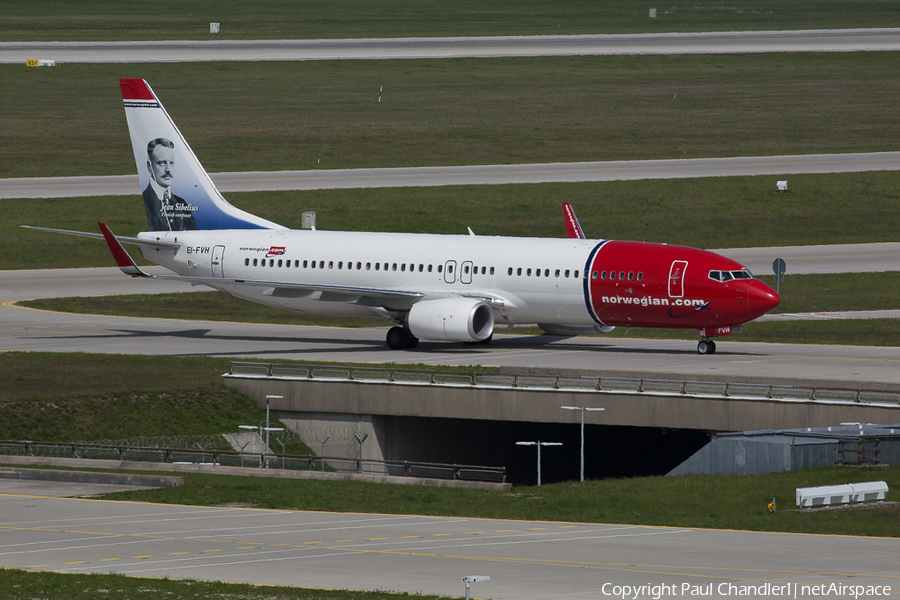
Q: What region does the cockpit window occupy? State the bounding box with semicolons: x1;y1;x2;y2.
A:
709;269;753;282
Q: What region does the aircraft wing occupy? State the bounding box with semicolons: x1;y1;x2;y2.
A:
96;222;425;306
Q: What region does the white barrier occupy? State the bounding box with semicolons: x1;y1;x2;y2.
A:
796;481;888;508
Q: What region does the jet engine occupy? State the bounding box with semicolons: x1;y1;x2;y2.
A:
537;323;616;336
408;297;494;342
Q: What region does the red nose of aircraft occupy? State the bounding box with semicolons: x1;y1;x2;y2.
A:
748;279;781;320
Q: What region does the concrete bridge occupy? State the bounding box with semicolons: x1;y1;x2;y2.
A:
223;365;900;484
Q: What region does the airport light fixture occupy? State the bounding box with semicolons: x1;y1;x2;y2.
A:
462;575;490;600
560;405;605;482
239;422;283;468
516;440;562;486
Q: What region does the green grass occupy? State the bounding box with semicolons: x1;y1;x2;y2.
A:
101;465;900;537
5;53;900;178
0;352;305;454
8;172;900;270
0;571;442;600
3;0;900;41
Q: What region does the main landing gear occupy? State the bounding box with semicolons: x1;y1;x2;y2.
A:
697;339;717;355
386;326;419;350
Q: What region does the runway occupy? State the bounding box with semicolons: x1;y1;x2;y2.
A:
1;492;897;599
4;29;900;64
5;152;900;199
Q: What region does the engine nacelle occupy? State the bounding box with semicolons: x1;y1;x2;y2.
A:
408;297;494;342
537;323;616;336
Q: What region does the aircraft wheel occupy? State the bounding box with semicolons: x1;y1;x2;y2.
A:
386;326;409;350
697;340;712;355
407;336;419;349
708;340;717;354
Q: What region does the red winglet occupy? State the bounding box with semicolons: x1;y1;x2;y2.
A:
98;222;149;277
119;78;154;101
563;202;585;239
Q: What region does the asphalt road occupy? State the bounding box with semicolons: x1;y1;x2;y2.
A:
5;152;900;199
1;492;897;599
4;29;900;64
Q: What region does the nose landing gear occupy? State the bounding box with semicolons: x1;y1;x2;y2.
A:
697;339;717;355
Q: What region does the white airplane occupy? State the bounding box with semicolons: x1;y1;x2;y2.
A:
26;79;780;354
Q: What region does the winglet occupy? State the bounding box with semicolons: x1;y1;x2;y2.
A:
98;222;151;277
562;202;585;239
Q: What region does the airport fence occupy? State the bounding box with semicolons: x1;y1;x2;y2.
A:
0;439;506;484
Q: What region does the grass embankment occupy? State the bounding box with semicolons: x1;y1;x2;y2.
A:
3;0;899;41
20;271;900;347
5;53;900;178
0;353;306;454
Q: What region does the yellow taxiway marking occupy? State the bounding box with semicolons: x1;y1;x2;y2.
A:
401;536;420;539
168;552;189;556
99;558;120;562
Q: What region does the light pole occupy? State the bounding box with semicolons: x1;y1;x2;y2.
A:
516;440;562;486
239;422;283;468
265;395;283;468
560;405;605;482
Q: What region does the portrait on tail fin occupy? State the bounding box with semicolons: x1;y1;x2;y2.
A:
142;137;197;231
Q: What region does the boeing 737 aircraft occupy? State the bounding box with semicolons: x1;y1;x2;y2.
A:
26;79;780;354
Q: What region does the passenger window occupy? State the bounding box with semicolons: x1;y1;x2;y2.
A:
252;258;258;266
628;272;633;280
401;264;406;272
419;264;424;272
428;265;433;272
575;270;580;278
517;268;522;276
619;271;625;280
610;271;616;280
490;267;495;275
245;258;250;266
338;261;343;269
376;263;380;271
356;262;361;270
592;271;598;279
565;269;570;278
303;260;308;268
438;265;443;273
508;267;513;276
527;268;532;276
464;265;469;274
601;270;606;279
544;269;549;277
535;268;540;277
637;272;643;281
555;269;560;277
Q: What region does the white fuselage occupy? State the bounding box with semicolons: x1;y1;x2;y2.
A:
138;228;601;326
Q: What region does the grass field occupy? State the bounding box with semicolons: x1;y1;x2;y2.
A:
0;571;438;600
3;0;900;41
8;171;900;270
5;53;900;178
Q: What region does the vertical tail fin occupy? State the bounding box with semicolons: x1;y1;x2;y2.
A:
120;79;284;232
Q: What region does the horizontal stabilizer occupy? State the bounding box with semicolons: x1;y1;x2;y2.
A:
21;225;181;250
